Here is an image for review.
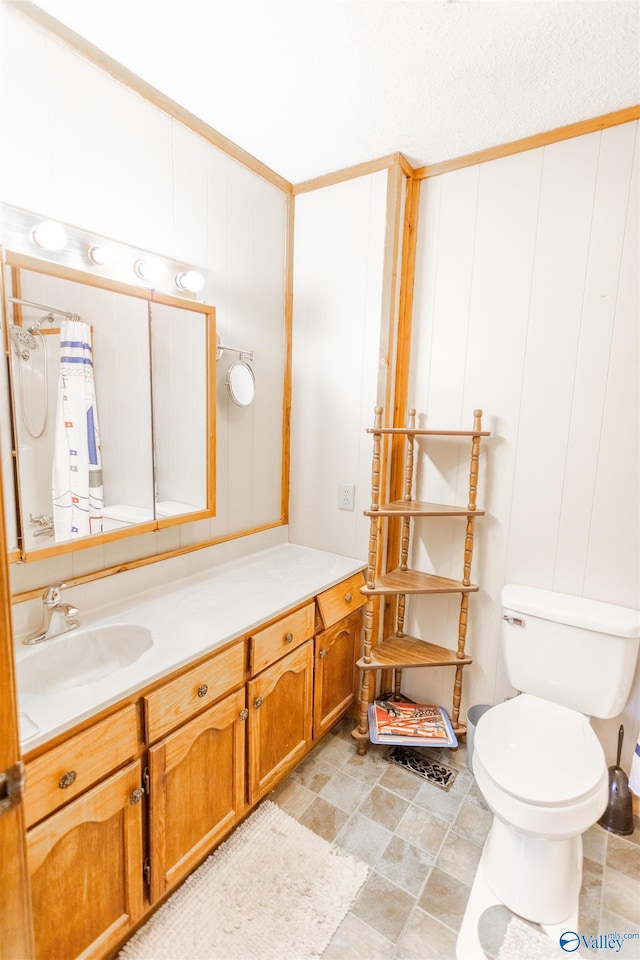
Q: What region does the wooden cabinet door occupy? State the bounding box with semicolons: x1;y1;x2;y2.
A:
314;608;362;739
148;687;247;903
247;639;313;804
27;760;144;960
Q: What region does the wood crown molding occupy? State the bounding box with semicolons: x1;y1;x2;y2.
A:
293;153;415;195
414;106;640;180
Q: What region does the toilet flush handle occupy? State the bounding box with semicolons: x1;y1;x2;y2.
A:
502;614;524;626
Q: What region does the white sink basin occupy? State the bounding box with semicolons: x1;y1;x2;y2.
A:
17;623;153;694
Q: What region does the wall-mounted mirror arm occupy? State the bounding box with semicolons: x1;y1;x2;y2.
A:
221;345;253;360
215;332;253;362
29;514;54;538
218;344;253;362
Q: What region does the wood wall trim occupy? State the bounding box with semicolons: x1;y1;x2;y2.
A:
391;176;421;434
414;106;640;180
281;193;295;523
11;1;292;195
2;263;25;563
5;251;152;302
383;175;421;641
372;160;406;652
379;160;405;421
293;153;415;195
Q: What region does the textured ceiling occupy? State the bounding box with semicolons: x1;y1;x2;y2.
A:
28;0;640;183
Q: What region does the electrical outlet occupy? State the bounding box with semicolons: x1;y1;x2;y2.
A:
339;482;356;511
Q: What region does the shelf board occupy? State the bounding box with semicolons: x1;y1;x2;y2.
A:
365;500;485;518
362;569;479;596
357;633;473;670
366;427;490;437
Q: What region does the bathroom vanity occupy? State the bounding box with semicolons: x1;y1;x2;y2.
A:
15;544;365;960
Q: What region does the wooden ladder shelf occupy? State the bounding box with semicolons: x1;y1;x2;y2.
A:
352;407;489;754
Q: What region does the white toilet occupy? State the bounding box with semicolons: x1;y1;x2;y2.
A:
457;584;640;959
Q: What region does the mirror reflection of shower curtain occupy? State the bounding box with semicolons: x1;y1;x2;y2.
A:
52;319;104;541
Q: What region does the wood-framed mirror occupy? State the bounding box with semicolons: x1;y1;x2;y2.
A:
1;250;215;563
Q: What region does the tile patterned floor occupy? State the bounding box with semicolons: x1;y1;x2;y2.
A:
270;718;640;960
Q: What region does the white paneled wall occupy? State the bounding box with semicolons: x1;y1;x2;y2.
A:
0;5;287;591
289;173;388;560
407;122;639;767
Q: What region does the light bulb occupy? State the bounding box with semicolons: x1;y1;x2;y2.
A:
88;245;118;266
175;270;205;293
134;258;166;283
31;221;67;251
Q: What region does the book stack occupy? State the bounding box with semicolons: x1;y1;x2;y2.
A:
368;699;457;748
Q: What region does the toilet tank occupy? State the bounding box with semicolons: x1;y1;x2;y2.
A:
501;584;640;718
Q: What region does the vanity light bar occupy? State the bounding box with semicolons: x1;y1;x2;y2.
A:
0;202;209;302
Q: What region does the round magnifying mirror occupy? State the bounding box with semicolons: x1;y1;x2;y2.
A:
226;360;255;406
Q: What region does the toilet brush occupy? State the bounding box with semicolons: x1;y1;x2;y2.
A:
598;724;634;836
629;728;640;802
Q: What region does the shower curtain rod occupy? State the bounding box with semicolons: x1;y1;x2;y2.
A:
7;296;81;321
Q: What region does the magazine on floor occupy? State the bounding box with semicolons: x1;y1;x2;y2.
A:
368;699;458;747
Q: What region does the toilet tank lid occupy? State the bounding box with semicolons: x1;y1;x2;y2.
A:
501;585;640;638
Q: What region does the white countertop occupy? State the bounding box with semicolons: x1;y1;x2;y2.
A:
15;543;365;753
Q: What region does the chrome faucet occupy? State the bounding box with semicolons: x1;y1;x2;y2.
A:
23;583;79;645
30;514;55;538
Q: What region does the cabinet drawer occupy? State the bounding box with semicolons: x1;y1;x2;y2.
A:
316;572;366;629
145;641;246;743
250;602;315;676
24;703;139;828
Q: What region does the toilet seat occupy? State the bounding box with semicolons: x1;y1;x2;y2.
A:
474;694;605;806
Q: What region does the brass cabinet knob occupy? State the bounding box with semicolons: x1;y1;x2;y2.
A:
344;593;352;603
284;632;294;644
239;708;249;721
197;683;208;698
130;788;144;805
254;697;263;709
58;770;77;789
319;648;328;659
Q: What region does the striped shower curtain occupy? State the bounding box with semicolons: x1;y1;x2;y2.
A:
52;319;104;541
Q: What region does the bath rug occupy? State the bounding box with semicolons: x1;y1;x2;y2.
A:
385;744;458;790
497;915;586;959
118;800;369;960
